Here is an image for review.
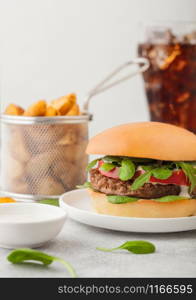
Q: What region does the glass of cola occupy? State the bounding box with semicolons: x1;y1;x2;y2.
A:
138;22;196;133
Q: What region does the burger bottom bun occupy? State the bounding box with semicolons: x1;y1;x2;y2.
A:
88;189;196;218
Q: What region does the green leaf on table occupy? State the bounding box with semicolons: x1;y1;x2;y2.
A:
131;171;152;190
39;199;59;206
107;195;138;204
7;248;77;278
97;240;156;254
119;159;135;181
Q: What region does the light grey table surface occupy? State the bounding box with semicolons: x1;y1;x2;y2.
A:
0;218;196;278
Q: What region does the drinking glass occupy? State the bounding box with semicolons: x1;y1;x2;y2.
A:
138;21;196;133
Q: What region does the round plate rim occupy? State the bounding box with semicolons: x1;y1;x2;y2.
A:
59;189;196;222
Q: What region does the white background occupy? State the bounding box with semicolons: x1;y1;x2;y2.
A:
1;0;196;137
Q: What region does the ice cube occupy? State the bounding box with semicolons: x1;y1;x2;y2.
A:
183;31;196;44
146;27;175;44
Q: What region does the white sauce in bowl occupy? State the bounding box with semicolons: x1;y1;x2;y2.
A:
0;212;57;223
0;203;66;224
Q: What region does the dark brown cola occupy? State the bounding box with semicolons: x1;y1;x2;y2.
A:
138;37;196;133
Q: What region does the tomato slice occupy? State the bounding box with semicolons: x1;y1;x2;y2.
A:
150;169;189;186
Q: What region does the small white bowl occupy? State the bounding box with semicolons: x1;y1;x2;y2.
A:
0;203;66;249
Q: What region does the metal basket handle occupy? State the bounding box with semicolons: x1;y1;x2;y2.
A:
83;57;149;112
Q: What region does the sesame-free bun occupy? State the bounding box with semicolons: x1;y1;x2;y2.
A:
88;189;196;218
86;122;196;161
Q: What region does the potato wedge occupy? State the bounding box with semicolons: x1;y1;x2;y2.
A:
7;179;29;194
57;127;78;145
4;104;24;115
57;142;88;162
51;159;78;190
24;124;67;154
67;103;80;116
45;105;58;116
34;176;65;195
51;93;76;115
8;128;31;163
4;155;25;181
23;100;47;116
26;150;54;179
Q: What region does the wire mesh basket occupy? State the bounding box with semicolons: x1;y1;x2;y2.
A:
0;115;90;200
0;58;149;201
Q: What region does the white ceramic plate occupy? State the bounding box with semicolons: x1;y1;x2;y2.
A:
60;189;196;233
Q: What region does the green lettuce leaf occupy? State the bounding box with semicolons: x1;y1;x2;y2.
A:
151;168;172;180
107;195;138;204
131;171;152;190
176;162;196;192
103;156;122;163
154;195;189;202
86;159;100;171
129;157;155;163
119;159;135;181
100;163;115;172
107;194;190;204
141;165;154;171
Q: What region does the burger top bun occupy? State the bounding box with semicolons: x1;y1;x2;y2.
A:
86;122;196;161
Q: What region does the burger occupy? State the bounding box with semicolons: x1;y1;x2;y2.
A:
82;122;196;218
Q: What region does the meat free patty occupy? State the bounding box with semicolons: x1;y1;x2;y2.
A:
90;169;181;199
